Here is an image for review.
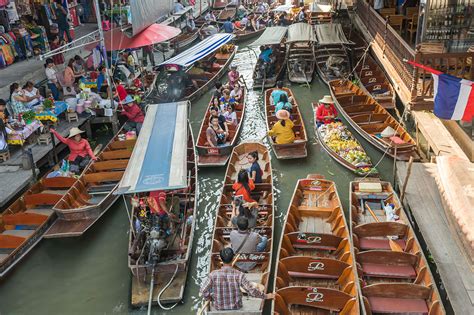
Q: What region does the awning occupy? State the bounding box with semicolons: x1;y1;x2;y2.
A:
250;26;287;47
310;3;332;13
159;33;235;67
272;4;294;12
287;23;317;43
314;23;352;45
115;102;189;195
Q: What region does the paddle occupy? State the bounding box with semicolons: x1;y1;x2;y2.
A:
197;300;210;315
364;202;403;252
239;75;249;91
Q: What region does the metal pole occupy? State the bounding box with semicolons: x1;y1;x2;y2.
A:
28;148;37;181
50;131;58;164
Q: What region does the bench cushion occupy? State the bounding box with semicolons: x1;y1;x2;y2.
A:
362;263;416;279
359;238;406;251
288;271;339;280
368;297;428;314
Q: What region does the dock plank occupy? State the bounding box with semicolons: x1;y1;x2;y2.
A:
397;161;474;314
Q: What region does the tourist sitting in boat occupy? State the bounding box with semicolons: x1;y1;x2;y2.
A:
205;10;217;22
50;127;97;174
220;89;233;106
230;216;268;271
223;104;238;125
275;93;293;114
213;82;224;101
316;95;339;127
206;115;227;147
258;46;275;76
268;110;295;144
236;5;248;20
247;150;262;184
200;247;273;311
210;105;229;132
270;81;288;105
296;5;307;22
248;13;261;31
227;65;240;90
262;12;276;27
201;22;218;37
221;17;234;33
230;83;243;102
235;14;248;30
120;95;145;135
211;96;225;113
186;13;196;32
230;193;258;228
256;1;268;14
233;169;257;203
9;83;29;117
277;12;290;26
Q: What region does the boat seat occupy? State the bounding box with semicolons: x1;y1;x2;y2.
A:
362;263;416;279
2;229;35;238
25;208;54;216
0;253;9;263
368;297;428;314
359;238;406;250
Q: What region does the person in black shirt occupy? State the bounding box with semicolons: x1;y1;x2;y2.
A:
210;105;229;136
213;82;223;102
246;151;263;184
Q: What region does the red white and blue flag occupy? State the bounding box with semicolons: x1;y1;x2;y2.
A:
408;61;474;121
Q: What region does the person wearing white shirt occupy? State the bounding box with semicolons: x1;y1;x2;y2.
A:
23;82;42;108
45;58;60;100
174;0;185;13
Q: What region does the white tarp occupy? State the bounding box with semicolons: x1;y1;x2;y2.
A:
130;0;173;36
287;23;317;43
250;26;287;46
314;23;352;45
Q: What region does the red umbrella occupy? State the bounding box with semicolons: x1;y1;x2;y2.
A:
96;23;181;51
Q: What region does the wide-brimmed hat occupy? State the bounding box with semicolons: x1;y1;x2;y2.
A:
123;95;134;104
68;127;85;138
319;95;334;104
276;109;290;120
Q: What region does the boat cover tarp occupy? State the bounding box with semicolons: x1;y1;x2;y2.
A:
159;33;235;67
272;4;294;12
314;23;351;45
287;23;317;43
130;0;172;36
310;3;332;13
250;26;287;46
436;156;474;253
116;102;189;194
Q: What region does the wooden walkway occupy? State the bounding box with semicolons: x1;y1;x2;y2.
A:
396;161;474;314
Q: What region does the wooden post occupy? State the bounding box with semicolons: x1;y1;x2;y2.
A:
400;156;414;202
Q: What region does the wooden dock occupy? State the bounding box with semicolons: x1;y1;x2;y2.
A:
396;161;474;314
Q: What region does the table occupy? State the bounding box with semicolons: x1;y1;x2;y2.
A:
35;101;68;123
7;120;43;145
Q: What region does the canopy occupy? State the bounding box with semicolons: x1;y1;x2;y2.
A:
314;23;352;45
116;102;189;195
287;23;317;43
272;4;294;12
100;24;181;51
309;3;332;13
160;33;235;67
250;26;287;47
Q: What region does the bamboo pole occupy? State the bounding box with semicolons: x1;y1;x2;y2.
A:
400;156;414;202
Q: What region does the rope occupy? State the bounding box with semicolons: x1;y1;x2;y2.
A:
156;263;180;310
340;41;373;84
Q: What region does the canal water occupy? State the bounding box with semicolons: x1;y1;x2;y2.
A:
0;43;395;314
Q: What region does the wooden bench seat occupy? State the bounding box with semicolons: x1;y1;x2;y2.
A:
359;238;406;250
362;263;416;279
368;297;428;314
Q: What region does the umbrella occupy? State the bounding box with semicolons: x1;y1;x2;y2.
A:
95;23;182;51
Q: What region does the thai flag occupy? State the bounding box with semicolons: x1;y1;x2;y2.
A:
408;61;474;121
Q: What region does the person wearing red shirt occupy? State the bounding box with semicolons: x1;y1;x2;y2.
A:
50;127;96;174
120;95;145;134
114;79;128;101
147;190;179;233
232;169;256;203
316;95;338;126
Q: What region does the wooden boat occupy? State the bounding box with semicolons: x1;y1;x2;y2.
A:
218;5;236;21
204;141;274;314
213;0;227;10
314;24;351;84
155;35;237;103
44;133;136;238
129;124;197;307
0;173;76;277
264;87;308;159
234;26;265;43
350;179;445;315
286;23;317;84
312;103;377;176
273;175;360;314
195;86;246;167
251;26;288;89
329;80;419;161
172;25;204;52
309;2;333;24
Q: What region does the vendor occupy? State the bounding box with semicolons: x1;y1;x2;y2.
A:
73;55;86;78
120;95;144;135
23;82;42;108
45;58;60;100
316;95;338;126
50;127;97;174
9;83;29;117
0;99;10;122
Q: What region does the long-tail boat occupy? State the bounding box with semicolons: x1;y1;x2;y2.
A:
312;103;377;176
314;23;352;84
0;172;76;277
286;23;317;84
173;24;205;53
155;34;237;103
273;175;360;314
264;87;308;159
218;5;236;21
204;141;274;314
195;84;246;167
350;179;445;315
329;79;419;161
235;26;266;42
44;132;136;238
250;26;288;89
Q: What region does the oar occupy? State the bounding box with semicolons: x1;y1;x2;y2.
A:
364;202;403;252
197;300;210;315
239;75;249;90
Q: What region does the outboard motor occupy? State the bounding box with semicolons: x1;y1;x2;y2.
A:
147;228;167;264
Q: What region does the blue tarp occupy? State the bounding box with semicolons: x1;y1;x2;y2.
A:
115;101;189;194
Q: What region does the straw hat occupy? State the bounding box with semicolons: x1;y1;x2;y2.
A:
319;95;334;104
68;127;85;138
276;109;290;120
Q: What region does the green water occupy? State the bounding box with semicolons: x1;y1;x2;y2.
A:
0;46;395;315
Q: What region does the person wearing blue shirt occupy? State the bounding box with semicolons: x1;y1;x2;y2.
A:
258;46;273;63
222;17;234;33
275;93;293;113
270;81;288;105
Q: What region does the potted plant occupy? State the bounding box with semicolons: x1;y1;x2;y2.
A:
22;110;36;124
